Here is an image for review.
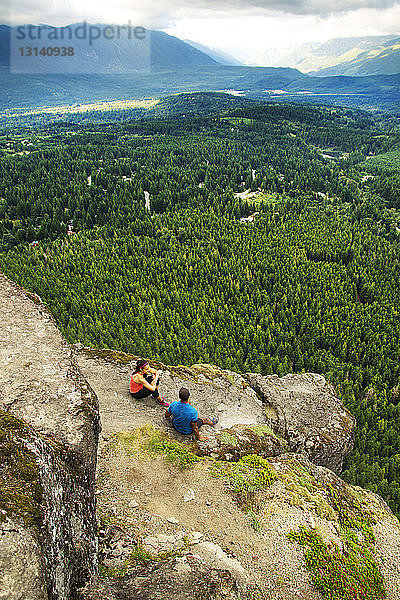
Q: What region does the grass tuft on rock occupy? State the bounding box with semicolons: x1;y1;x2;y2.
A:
111;426;199;469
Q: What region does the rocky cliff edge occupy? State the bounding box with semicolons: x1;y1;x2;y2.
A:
1;272;400;600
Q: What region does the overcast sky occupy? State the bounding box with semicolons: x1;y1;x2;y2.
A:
4;0;400;63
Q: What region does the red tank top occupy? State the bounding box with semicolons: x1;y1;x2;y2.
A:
130;375;143;394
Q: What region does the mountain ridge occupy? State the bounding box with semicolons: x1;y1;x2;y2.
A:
0;24;219;71
296;34;400;76
255;34;400;76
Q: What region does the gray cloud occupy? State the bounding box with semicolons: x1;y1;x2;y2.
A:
172;0;400;16
6;0;400;27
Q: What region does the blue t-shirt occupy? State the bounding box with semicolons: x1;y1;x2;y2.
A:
169;401;198;435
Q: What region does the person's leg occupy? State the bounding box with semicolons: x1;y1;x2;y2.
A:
197;416;219;426
151;384;160;399
130;388;152;400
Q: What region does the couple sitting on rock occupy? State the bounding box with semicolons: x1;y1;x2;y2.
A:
130;359;218;440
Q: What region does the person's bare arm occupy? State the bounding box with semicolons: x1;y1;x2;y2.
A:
149;368;159;382
140;374;157;392
191;421;208;441
165;408;171;419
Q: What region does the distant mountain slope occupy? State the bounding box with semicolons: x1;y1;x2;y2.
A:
313;36;400;76
0;24;218;72
297;35;400;76
0;24;9;66
255;43;317;69
150;31;218;68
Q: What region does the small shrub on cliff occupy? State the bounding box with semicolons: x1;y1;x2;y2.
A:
212;453;276;508
148;437;199;468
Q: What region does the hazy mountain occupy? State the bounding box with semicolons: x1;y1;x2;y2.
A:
184;39;241;65
252;36;400;76
297;35;400;76
312;36;400;76
253;43;318;69
0;25;9;66
150;31;218;69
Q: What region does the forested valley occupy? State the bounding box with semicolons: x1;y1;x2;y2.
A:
1;95;400;516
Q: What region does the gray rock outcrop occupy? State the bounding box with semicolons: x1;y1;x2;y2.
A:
244;372;355;472
158;363;267;430
0;519;47;600
0;274;100;600
0;273;360;600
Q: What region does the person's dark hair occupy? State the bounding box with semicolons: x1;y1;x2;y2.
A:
179;387;190;402
135;359;149;373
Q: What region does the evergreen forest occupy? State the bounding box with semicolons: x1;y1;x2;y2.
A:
1;95;400;516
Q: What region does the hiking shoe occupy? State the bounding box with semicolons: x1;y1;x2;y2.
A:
211;416;219;426
157;397;169;408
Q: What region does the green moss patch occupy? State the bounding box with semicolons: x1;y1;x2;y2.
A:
273;458;337;520
248;425;274;436
247;509;262;532
248;425;287;445
99;542;154;580
148;436;199;468
0;411;43;527
79;347;137;365
219;431;240;447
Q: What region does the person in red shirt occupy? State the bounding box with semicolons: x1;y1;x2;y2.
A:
130;359;169;407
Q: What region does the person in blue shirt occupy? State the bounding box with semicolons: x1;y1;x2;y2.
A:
165;387;218;441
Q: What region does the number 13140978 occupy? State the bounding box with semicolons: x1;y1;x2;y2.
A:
18;47;75;56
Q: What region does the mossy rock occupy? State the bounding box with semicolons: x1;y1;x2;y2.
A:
199;424;287;462
77;346;139;365
0;409;90;527
0;411;43;527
